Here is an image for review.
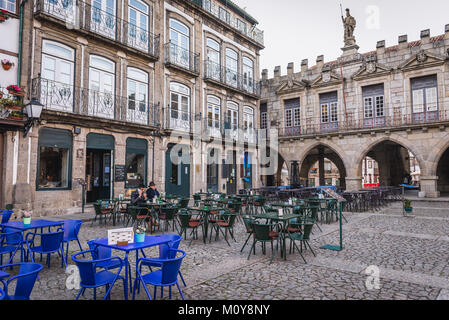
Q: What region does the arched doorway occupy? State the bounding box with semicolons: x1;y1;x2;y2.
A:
436;147;449;196
299;145;347;189
359;140;421;188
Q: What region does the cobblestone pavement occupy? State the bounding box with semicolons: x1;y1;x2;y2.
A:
3;205;449;300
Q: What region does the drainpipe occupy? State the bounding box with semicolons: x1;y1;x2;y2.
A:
17;0;29;85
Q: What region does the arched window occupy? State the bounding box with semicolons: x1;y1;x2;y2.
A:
206;38;220;81
225;48;238;87
169;82;191;130
41;40;75;112
243;106;254;131
226;101;238;130
89;55;115;119
91;0;117;39
169;18;190;68
207;95;221;129
127;67;148;125
243;57;254;92
128;0;149;51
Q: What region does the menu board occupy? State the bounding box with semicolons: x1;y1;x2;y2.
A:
322;188;346;203
114;165;125;182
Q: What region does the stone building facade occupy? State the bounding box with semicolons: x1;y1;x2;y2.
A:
0;0;263;215
260;25;449;198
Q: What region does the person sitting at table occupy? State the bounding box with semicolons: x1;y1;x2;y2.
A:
146;182;160;200
131;184;148;205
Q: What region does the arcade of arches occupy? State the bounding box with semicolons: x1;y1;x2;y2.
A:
271;134;449;198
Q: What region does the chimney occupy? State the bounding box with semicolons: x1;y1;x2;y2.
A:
301;59;308;74
287;62;294;77
261;69;268;81
316;55;324;69
398;35;408;49
376;40;385;55
421;29;430;45
274;66;281;79
445;24;449;40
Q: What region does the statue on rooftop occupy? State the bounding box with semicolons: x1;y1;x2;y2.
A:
342;8;356;46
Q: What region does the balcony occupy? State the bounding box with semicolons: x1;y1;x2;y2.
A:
187;0;264;47
34;0;160;60
204;60;260;98
163;108;198;133
31;77;161;127
164;42;200;76
278;109;449;138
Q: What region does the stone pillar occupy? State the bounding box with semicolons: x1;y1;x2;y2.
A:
420;176;440;198
345;176;363;191
318;147;325;186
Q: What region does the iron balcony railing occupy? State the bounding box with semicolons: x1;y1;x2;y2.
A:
204;60;260;97
200;117;257;144
164;42;200;74
32;77;161;127
163;107;197;133
278;108;449;138
34;0;160;59
188;0;264;46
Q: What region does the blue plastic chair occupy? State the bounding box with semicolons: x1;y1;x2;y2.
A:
0;230;22;266
133;249;186;300
0;263;43;300
87;240;122;271
0;287;4;300
61;220;84;264
141;234;186;287
25;230;67;269
72;250;125;300
0;210;13;225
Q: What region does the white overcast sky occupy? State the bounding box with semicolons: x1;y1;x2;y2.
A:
236;0;449;77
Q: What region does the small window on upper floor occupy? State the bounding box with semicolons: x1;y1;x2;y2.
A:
218;7;230;24
0;0;16;13
237;19;247;34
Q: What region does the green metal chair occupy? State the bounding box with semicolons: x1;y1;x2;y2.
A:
178;210;203;247
91;202;112;226
240;216;255;253
286;222;316;264
247;222;281;264
210;210;237;246
159;206;179;232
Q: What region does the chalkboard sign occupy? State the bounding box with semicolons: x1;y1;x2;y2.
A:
115;165;125;182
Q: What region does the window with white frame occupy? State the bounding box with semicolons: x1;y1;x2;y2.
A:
225;48;238;87
0;0;15;13
319;92;338;124
169;18;190;68
41;40;75;112
218;7;230;23
362;84;384;119
243;106;254;131
127;67;148;124
206;38;220;81
411;75;438;114
284;98;300;127
207;95;221;129
170;82;190;124
128;0;149;50
237;18;247;34
243;56;254;92
88;55;115;119
226;101;238;130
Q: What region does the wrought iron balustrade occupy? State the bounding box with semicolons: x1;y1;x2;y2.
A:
34;0;160;58
204;60;260;97
31;77;161;127
164;42;200;74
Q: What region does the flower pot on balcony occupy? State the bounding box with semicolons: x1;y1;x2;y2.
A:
8;90;25;97
0;16;6;23
2;63;12;71
4;104;22;112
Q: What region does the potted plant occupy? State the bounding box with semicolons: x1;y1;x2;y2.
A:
0;97;23;111
7;111;23;120
135;225;146;243
22;211;32;225
404;199;413;213
6;85;25;97
1;59;14;71
0;10;9;23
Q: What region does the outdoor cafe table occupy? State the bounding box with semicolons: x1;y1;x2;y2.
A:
89;234;171;300
187;207;222;244
0;220;65;262
252;213;299;261
269;203;298;215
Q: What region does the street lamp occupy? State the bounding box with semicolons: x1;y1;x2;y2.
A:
23;98;44;137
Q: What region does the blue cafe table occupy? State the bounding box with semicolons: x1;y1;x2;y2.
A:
0;220;65;262
89;234;172;300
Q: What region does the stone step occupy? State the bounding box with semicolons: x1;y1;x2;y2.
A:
388;200;449;209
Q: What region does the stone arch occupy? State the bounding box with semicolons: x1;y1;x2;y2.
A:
261;148;290;187
429;135;449;176
297;141;349;189
431;137;449;195
354;135;427;177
